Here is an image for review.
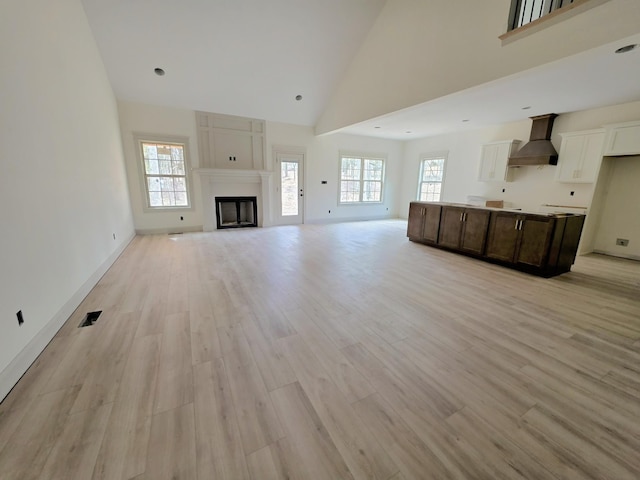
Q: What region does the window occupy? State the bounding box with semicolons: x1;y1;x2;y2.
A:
137;136;191;209
507;0;574;31
339;155;385;203
418;155;446;202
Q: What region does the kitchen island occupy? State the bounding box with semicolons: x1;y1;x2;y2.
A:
407;202;586;277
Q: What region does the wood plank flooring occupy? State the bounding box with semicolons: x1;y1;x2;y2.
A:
1;220;639;479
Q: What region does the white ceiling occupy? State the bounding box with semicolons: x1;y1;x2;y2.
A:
80;0;387;126
338;33;640;140
81;1;640;138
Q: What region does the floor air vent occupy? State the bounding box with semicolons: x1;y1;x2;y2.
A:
79;310;102;328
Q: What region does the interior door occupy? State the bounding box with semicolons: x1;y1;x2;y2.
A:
277;152;304;225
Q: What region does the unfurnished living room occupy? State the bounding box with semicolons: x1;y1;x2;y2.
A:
1;0;640;479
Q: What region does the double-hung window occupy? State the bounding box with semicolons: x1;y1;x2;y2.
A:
136;135;191;209
418;154;446;202
339;154;385;203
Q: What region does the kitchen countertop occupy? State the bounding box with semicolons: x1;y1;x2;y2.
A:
411;201;585;218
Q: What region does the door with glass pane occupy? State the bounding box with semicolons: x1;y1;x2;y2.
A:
277;152;304;224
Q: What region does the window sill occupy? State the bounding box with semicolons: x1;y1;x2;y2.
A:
338;202;384;206
500;0;611;46
143;205;194;214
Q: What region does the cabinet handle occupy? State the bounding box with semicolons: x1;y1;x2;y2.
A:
463;212;467;222
460;212;464;222
514;219;519;230
518;219;524;230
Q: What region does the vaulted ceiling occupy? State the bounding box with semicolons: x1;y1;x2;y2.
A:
81;0;387;126
81;0;640;139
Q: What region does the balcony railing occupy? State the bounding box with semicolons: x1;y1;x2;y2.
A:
508;0;576;31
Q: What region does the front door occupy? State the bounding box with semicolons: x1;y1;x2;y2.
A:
277;152;304;224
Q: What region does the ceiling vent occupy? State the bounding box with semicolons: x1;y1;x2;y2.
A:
509;114;558;166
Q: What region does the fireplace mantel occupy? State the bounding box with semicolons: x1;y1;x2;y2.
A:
193;168;273;230
193;168;272;182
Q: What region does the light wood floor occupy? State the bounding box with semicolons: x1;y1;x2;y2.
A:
1;220;639;480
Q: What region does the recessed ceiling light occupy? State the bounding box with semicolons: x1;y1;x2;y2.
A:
374;126;381;129
522;106;531;110
295;95;303;101
615;44;637;54
406;131;412;134
154;67;165;76
462;119;470;122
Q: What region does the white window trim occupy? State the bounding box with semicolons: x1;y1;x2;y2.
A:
133;133;194;213
338;151;386;205
417;151;448;202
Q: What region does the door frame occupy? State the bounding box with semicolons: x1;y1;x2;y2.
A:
273;145;306;225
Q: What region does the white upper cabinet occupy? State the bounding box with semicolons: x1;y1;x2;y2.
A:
478;140;521;182
603;121;640;156
556;129;605;183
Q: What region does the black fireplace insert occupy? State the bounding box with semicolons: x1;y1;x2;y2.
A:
215;196;258;229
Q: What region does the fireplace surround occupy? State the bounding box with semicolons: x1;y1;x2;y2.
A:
215;196;258;229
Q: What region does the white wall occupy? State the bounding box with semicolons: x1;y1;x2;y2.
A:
117;105;405;229
118;101;204;234
267;123;404;223
399;101;640;252
580;157;614;254
0;0;135;399
399;119;597;213
316;0;640;134
593;156;640;259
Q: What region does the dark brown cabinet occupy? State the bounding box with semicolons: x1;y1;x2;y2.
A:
407;203;425;239
437;206;464;249
408;202;585;277
437;206;490;255
484;212;521;262
460;209;491;255
486;213;554;267
407;203;441;244
516;216;555;267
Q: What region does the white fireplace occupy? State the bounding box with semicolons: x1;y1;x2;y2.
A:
194;168;273;231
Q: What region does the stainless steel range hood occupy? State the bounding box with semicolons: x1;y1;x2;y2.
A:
509;114;558;166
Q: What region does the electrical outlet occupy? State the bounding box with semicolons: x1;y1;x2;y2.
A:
616;238;629;247
17;310;24;326
113;233;116;240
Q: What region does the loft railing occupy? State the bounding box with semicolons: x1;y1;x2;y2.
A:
507;0;575;31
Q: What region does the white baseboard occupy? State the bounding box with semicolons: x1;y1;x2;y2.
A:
135;225;203;235
0;232;136;402
305;214;399;225
592;249;640;262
